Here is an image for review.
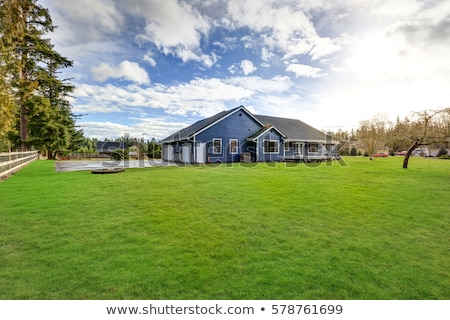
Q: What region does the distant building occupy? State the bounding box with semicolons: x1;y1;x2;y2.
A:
413;148;430;157
96;141;126;154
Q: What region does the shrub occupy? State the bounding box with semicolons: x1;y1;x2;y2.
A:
110;149;129;160
350;147;357;156
438;155;450;160
436;147;448;158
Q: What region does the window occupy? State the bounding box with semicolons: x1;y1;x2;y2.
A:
309;143;319;153
264;140;279;153
229;139;238;154
284;142;290;151
213;139;222;154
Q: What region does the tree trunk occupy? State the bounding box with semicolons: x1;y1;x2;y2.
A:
403;140;419;169
20;106;28;151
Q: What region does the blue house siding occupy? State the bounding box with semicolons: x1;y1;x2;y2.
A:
195;109;262;163
256;129;284;162
284;142;294;158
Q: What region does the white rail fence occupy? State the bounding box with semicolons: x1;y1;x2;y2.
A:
0;151;38;180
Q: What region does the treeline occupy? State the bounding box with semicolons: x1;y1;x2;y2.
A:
77;136;162;158
334;109;450;158
0;0;82;157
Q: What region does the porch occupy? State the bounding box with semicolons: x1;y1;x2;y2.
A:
283;141;339;162
283;152;341;162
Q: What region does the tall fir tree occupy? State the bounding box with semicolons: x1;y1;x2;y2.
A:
0;0;20;150
0;0;81;154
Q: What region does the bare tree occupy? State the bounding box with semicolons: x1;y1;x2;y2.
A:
403;108;450;168
357;114;390;159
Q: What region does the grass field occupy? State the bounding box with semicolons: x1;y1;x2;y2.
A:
0;157;448;299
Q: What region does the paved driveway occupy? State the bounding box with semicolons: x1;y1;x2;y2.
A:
55;159;176;172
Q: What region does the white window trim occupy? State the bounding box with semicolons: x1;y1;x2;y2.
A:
213;138;222;154
284;141;290;151
229;139;239;154
309;143;319;153
263;140;279;154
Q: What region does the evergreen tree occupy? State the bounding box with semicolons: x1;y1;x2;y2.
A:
0;60;16;150
147;138;161;159
0;0;82;154
0;0;20;150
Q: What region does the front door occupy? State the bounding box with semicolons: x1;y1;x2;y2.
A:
182;144;191;163
294;143;303;155
195;143;206;163
164;145;173;161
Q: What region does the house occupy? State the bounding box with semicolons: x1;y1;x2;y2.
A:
160;106;338;163
96;141;126;155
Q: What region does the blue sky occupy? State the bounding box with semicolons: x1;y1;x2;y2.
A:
40;0;450;140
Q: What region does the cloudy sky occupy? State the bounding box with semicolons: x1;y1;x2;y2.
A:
40;0;450;140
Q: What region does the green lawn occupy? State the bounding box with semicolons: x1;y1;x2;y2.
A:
0;157;449;299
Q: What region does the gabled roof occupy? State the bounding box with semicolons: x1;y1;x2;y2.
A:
160;106;263;143
254;115;330;142
160;106;332;144
247;124;287;141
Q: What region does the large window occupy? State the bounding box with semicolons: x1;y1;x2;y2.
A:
229;139;238;154
213;139;222;154
264;140;279;153
309;143;319;153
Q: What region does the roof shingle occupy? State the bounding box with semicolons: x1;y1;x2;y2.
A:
160;106;331;143
254;115;330;141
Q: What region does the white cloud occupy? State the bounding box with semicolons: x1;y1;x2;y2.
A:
228;60;258;75
91;61;150;85
309;37;342;61
143;54;157;67
139;0;208;48
76;121;130;140
200;52;219;68
240;35;256;49
342;12;450;84
73;75;295;121
374;0;423;19
128;0;217;67
286;64;322;78
41;0;124;42
229;75;293;93
167;78;254;105
77;119;189;140
212;37;238;52
227;1;341;62
240;60;257;75
261;47;275;62
227;64;238;75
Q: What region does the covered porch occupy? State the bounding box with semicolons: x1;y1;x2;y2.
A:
283;141;340;162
